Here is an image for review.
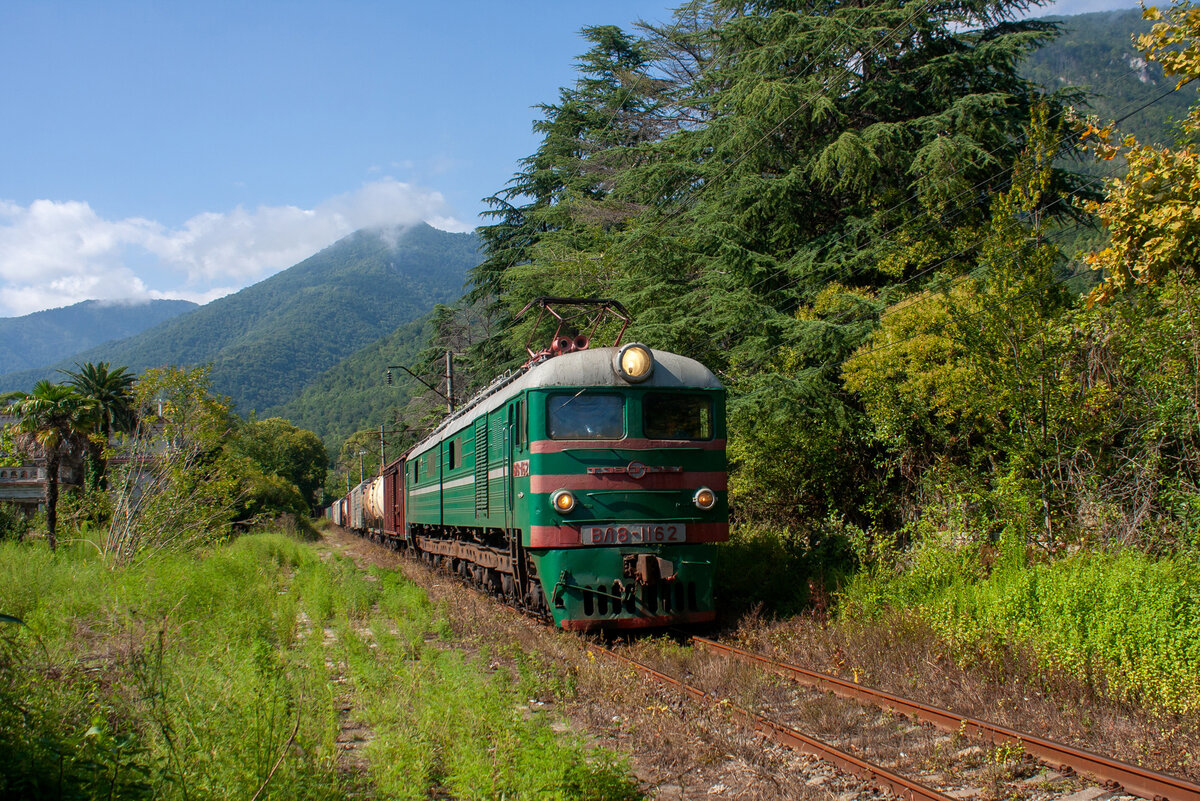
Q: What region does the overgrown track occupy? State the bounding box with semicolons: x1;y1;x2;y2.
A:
589;642;954;801
363;533;969;798
343;526;1199;800
689;636;1200;801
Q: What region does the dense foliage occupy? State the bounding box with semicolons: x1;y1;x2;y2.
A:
842;541;1200;711
2;363;331;560
228;418;328;514
1;380;96;549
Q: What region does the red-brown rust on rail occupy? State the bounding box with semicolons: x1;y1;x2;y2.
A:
693;636;1200;801
589;644;955;801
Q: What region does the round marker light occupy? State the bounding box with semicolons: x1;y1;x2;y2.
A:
551;489;577;514
614;343;654;383
693;487;716;510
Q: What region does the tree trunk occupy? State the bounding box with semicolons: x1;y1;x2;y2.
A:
45;453;59;552
86;438;107;491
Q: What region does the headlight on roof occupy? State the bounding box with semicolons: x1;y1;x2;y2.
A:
614;343;654;383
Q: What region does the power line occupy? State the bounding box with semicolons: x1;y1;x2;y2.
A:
605;11;1190;322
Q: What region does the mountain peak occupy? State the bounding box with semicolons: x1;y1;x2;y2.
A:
0;226;481;413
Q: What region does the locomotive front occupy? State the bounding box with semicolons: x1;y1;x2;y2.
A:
519;343;727;629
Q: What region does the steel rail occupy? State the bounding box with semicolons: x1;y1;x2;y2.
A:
692;636;1200;801
589;644;954;801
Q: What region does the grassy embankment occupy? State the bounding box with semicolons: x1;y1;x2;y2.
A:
720;527;1200;714
840;539;1200;713
0;530;639;800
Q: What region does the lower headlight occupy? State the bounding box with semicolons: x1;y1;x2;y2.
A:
693;487;716;510
551;489;577;513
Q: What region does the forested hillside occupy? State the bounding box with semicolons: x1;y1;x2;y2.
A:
0;299;196;374
268;315;427;452
0;224;480;413
1024;8;1198;148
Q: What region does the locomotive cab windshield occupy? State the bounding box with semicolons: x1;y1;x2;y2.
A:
644;392;713;440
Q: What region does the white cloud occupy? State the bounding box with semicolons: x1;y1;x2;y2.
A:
0;179;467;317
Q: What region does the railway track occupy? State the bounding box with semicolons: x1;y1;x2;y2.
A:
591;641;956;801
689;637;1200;801
335;526;1199;800
597;632;1200;801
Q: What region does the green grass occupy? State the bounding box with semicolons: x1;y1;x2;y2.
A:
0;532;641;799
841;540;1200;713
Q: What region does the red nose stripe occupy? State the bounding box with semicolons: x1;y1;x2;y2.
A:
530;472;727;493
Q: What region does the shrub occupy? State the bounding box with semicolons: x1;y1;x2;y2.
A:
842;540;1200;712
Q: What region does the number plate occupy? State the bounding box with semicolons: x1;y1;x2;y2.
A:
582;523;686;545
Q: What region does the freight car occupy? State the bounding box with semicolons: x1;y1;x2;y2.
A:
331;299;728;630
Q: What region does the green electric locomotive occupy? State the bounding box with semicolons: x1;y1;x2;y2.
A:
347;299;728;630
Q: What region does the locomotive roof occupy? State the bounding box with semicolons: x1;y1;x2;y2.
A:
408;346;721;456
522;347;721;391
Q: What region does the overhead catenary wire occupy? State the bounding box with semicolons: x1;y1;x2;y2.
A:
480;1;1191;403
477;0;918;349
728;68;1197;307
659;66;1180;322
575;0;948;264
748;73;1191;361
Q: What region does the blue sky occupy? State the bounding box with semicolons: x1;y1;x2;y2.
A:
0;0;1140;317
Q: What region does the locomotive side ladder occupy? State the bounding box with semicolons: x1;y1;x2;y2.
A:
474;417;488;517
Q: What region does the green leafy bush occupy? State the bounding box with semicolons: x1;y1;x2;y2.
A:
843;542;1200;712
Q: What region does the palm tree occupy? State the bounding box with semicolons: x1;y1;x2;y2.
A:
61;362;135;489
2;381;96;550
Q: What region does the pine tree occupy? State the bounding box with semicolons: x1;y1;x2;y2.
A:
613;0;1075;373
471;24;672;363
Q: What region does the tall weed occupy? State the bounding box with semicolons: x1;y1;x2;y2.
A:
843;542;1200;712
340;570;640;800
0;532;641;799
